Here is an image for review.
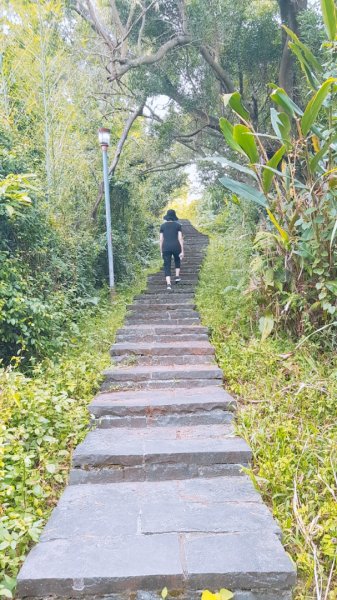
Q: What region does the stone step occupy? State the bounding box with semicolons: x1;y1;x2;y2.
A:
102;364;223;391
114;354;215;366
127;307;199;316
128;302;196;310
148;283;199;290
134;293;195;302
143;283;194;294
118;324;209;334
149;275;199;280
146;283;197;289
17;477;295;599
69;424;251;484
89;386;236;428
125;317;200;325
110;341;214;358
152;267;201;271
118;322;208;338
116;332;209;342
116;324;209;343
126;310;200;321
149;270;200;275
139;296;194;304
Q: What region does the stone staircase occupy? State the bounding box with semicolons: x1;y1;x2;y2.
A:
17;220;296;600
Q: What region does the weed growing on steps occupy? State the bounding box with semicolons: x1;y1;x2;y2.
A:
0;272;154;598
196;220;337;600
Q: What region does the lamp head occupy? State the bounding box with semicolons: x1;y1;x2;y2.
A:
98;127;111;147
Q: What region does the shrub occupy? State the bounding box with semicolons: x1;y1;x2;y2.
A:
216;0;337;338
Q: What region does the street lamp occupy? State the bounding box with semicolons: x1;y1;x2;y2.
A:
98;127;115;294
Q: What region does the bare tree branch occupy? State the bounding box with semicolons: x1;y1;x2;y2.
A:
72;1;115;49
126;1;137;30
111;34;192;80
114;0;158;53
110;0;125;37
177;124;209;140
92;100;146;219
137;11;146;52
85;0;116;50
199;45;235;93
178;0;187;33
140;161;191;175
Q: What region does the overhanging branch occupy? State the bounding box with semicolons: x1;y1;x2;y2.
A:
92;100;146;219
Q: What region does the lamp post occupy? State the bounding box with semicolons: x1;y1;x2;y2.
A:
98;127;115;295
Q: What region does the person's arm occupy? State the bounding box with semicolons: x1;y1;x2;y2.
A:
178;230;184;258
160;232;164;256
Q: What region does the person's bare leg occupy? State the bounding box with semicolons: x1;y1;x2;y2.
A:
166;275;171;285
175;268;180;277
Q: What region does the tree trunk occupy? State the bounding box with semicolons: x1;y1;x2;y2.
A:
278;0;308;97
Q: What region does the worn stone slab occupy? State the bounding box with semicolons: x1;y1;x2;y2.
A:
148;274;199;279
17;478;294;598
126;309;200;319
103;380;224;391
37;478;279;540
35;477;274;540
143;288;197;295
71;425;251;481
141;500;280;537
102;364;223;390
73;423;237;462
118;324;208;334
142;293;198;298
128;302;196;309
70;463;248;484
116;332;209;343
90;387;235;428
110;341;214;357
17;534;183;597
146;283;197;289
134;293;195;302
127;306;199;315
94;410;233;428
125;317;200;325
102;364;223;383
89;386;237;417
113;355;215;367
131;302;196;309
185;533;296;590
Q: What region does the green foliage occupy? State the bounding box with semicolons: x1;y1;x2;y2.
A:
321;0;337;40
0;2;179;367
217;11;337;337
0;280;147;597
0;174;33;217
196;222;337;600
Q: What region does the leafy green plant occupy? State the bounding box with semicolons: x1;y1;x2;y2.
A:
0;173;33;217
196;224;337;600
217;0;337;337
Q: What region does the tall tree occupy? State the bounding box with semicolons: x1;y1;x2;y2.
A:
278;0;308;95
70;0;285;214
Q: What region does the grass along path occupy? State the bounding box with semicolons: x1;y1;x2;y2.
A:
0;270;156;598
196;222;337;600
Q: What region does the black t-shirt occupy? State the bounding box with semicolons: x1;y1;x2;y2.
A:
160;221;182;252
